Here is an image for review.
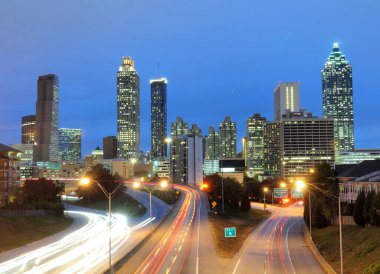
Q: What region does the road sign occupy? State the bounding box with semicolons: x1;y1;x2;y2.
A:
225;227;236;238
291;188;303;198
211;201;217;208
274;188;288;198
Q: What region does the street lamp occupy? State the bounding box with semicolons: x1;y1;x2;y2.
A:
132;180;169;230
263;187;268;210
280;182;286;188
295;179;343;274
80;177;124;271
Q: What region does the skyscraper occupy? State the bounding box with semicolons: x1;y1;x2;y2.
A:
151;78;167;160
219;116;236;159
322;43;354;154
59;128;82;161
117;57;140;160
246;113;266;176
21;115;36;144
205;126;220;160
274;82;300;121
33;74;59;162
171;117;189;137
263;122;280;176
190;124;202;137
103;136;117;160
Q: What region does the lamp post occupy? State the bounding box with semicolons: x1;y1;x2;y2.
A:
132;180;169;230
263;187;268;210
80;178;124;271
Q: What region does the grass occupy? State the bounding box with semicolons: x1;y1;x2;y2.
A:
312;225;380;274
208;207;271;259
152;188;181;204
73;192;146;217
0;216;73;253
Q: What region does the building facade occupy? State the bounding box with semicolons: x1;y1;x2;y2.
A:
335;149;380;165
219;116;236;159
34;74;59;162
0;144;20;207
151;78;167;160
21;115;36;144
205;126;220;160
59;128;82;161
263;122;281;176
322;43;354;155
171;117;189;137
280;113;335;179
246;113;266;176
274;82;300;121
103;136;118;160
117;57;140;160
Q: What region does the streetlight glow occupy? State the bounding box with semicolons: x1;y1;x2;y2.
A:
132;181;140;189
80;177;90;185
160;180;168;188
280;182;286;188
295;180;306;190
263;187;268;192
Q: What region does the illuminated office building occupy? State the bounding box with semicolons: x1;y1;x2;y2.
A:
274;82;300;121
171;117;189;137
59;128;82;161
263;122;280;176
21;115;36;144
322;43;354;155
103;136;117;160
33;74;59;162
219;116;236;159
117;57;140;160
246;113;266;176
205;126;220;160
151;78;167;160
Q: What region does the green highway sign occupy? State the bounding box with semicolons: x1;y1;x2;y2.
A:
274;188;288;198
291;188;303;198
225;227;236;238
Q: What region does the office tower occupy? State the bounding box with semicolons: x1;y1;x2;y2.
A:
205;126;220;160
11;144;34;163
170;135;203;186
190;124;202;137
219;116;236;159
171;117;189;137
33;74;59;162
151;78;167;160
274;82;300;121
117;56;140;160
322;43;354;154
21;115;36;144
103;136;117;160
279;111;335;179
59;128;82;161
263;122;280;176
246;113;266;176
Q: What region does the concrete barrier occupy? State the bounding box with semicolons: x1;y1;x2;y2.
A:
303;223;337;274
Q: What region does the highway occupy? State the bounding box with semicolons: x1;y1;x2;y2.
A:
0;189;169;274
229;203;324;274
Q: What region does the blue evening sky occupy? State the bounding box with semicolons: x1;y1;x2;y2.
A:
0;0;379;155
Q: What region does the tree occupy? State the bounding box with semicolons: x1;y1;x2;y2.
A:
364;190;375;225
313;199;329;228
370;192;380;226
240;192;251;212
353;189;366;227
23;178;64;215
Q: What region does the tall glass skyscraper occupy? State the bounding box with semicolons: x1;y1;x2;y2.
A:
34;74;59;162
219;116;236;159
246;113;266;175
322;43;354;154
151;78;167;160
117;57;140;160
59;128;82;161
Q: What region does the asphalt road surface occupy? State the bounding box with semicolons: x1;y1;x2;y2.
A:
229;203;325;274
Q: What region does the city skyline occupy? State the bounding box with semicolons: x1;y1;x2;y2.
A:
1;1;379;155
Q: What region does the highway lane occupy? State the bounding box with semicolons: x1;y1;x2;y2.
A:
0;189;169;274
118;185;204;274
230;203;324;274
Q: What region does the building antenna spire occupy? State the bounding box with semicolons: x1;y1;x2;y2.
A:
157;58;160;75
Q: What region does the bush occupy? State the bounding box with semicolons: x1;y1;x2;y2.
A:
240;192;251;212
353;190;366;227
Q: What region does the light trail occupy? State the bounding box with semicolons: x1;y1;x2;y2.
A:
0;211;155;274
